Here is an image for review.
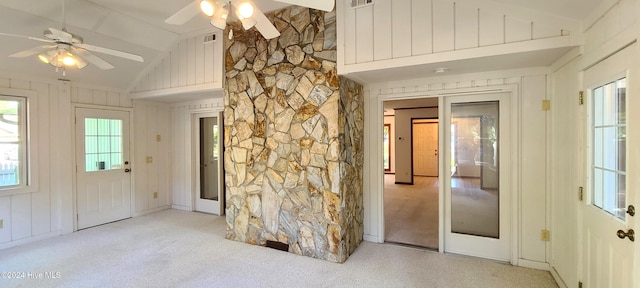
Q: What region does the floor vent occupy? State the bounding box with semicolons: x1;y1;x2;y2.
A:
266;240;289;252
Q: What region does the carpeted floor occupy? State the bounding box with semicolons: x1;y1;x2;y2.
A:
0;209;558;288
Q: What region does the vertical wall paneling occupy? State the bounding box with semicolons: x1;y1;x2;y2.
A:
411;0;433;56
432;0;455;53
147;106;159;209
505;16;531;43
31;81;51;236
155;65;163;90
455;5;479;50
479;9;504;46
58;80;73;234
343;0;357;65
0;197;10;243
392;0;413;58
92;90;107;106
519;75;547;262
135;104;149;213
171;106;187;208
373;0;393;61
11;194;31;241
157;105;170;206
162;57;170;89
170;46;180;88
49;83;61;232
204;41;214;83
195;38;205;85
532;22;561;40
187;37;197;86
179;39;188;87
355;5;374;63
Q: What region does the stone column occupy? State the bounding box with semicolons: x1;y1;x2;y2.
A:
223;7;363;263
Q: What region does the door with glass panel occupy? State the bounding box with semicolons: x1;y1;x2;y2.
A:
444;93;511;261
194;113;223;215
75;108;131;230
581;43;636;288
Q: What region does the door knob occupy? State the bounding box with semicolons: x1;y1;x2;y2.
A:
627;205;635;217
124;168;131;173
616;229;635;242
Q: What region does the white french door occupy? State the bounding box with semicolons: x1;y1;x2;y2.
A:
581;43;636;288
194;112;224;215
443;92;512;261
75;108;132;230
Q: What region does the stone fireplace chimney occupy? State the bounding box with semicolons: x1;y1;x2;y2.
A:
223;6;364;263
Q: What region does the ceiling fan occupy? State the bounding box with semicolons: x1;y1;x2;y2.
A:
0;1;144;75
165;0;335;39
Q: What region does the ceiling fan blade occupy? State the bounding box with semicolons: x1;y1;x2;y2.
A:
0;32;55;43
46;28;73;42
76;43;144;63
9;45;57;58
165;0;201;25
72;48;114;70
274;0;335;12
253;10;280;40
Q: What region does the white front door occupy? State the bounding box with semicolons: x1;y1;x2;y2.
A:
581;43;637;288
444;93;511;261
413;122;438;177
194;112;224;215
75;108;131;230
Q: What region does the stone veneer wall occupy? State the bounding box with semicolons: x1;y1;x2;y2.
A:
223;6;363;263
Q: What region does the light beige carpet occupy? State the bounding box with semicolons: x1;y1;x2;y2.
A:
0;209;558;288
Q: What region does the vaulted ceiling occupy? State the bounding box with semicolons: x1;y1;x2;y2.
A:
0;0;605;91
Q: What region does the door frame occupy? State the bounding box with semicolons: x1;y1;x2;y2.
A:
375;84;520;265
71;104;134;232
191;110;224;215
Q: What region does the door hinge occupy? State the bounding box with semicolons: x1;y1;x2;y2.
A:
578;187;584;201
578;281;583;288
542;100;551;111
541;230;550;241
579;91;584;105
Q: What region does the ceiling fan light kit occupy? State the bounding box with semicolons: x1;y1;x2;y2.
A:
166;0;335;40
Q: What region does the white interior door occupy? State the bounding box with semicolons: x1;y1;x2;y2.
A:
413;122;438;177
194;112;224;215
581;43;636;288
75;108;131;230
444;93;511;261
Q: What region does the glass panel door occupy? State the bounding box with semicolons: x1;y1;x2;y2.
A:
195;112;223;215
444;93;511;262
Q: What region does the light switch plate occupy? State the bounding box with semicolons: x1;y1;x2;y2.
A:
153;192;158;199
0;219;3;229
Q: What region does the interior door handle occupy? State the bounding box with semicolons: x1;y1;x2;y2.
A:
617;229;635;242
124;168;131;173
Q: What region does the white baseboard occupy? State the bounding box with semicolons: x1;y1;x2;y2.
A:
171;205;192;211
550;266;569;288
363;234;382;243
0;230;61;250
133;206;171;217
518;259;550;270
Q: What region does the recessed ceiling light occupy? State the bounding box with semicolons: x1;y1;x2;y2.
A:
434;68;448;73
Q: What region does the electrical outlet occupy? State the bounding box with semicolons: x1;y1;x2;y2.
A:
146;156;153;163
541;230;550;241
153;192;158;199
156;134;161;142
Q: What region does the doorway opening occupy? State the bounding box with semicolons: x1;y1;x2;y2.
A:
194;112;224;215
383;99;440;249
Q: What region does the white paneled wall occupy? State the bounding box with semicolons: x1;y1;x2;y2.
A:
170;98;224;210
72;85;132;107
130;31;224;99
341;0;570;65
133;101;171;215
364;70;549;266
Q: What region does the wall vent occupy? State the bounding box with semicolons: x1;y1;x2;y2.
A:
351;0;373;8
266;240;289;252
203;34;216;44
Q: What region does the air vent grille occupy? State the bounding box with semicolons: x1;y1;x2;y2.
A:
351;0;373;8
203;34;216;44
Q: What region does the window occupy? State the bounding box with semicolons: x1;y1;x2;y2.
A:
591;78;626;220
84;118;123;172
0;96;26;189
